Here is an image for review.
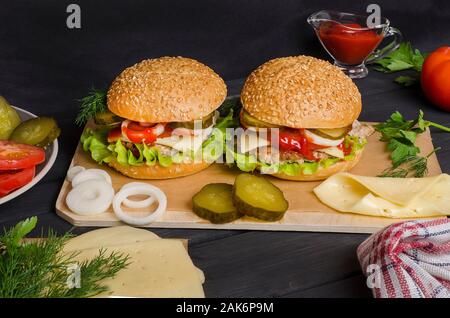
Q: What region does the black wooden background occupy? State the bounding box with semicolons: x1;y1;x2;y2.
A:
0;0;449;297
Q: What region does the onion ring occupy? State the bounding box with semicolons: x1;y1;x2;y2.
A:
121;182;155;209
72;169;112;188
66;179;114;215
113;184;167;226
66;166;85;182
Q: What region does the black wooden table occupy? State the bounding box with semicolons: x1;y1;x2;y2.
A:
0;0;449;298
1;72;449;298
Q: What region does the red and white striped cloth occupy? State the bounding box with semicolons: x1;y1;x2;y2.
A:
357;218;450;298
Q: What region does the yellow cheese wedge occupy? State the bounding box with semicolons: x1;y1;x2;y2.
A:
62;226;160;253
71;240;205;298
313;173;450;218
316;146;344;159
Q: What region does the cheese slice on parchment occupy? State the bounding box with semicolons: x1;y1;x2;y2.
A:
62;226;205;297
62;226;160;253
313;173;450;218
71;240;205;298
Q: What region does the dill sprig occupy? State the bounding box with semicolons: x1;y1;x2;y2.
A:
0;217;130;298
378;148;440;178
75;88;107;126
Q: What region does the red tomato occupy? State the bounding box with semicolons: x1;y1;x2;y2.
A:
107;127;122;143
0;166;35;197
421;47;450;111
338;142;352;156
278;129;320;161
121;121;167;144
0;141;45;170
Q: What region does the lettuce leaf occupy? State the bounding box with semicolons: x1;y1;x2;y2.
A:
80;128;113;163
157;151;173;167
142;143;157;166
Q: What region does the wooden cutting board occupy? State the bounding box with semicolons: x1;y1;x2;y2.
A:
56;128;444;234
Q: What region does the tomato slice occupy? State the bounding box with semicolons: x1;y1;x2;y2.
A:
121;121;167;144
278;129;318;161
338;142;352;156
0;141;45;170
107;127;122;143
0;166;36;197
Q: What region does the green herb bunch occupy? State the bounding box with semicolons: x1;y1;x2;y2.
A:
0;217;129;298
375;110;450;177
374;42;426;86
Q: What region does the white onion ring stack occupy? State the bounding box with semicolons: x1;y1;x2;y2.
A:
72;169;112;187
113;183;167;226
66;167;114;216
66;166;85;182
121;182;155;209
66;179;114;215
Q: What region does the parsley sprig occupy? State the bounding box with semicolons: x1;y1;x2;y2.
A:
375;110;450;177
374;42;426;86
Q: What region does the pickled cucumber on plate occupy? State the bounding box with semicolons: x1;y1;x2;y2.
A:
192;183;242;224
10;117;60;147
0;96;21;140
233;173;288;221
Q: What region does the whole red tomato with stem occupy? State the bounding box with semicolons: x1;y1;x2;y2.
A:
421;47;450;111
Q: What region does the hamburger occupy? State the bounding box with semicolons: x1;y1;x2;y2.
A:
236;55;373;181
80;57;228;179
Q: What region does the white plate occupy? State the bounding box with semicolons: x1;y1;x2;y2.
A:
0;106;59;205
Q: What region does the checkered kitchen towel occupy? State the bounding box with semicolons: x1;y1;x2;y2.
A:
357;218;450;298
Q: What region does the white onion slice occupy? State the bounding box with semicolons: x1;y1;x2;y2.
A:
121;182;155;209
113;184;167;226
66;166;85;182
152;123;166;136
66;179;114;215
72;169;112;188
304;129;344;147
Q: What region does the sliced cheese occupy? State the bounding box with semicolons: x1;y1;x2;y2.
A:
155;126;213;153
317;146;344;159
239;131;269;153
155;135;204;153
70;240;205;298
63;226;160;252
313;173;450;218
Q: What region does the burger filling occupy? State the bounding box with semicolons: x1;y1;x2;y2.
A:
231;110;374;175
80;110;236;167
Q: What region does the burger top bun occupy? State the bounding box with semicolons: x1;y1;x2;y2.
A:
107;57;227;123
241;56;362;129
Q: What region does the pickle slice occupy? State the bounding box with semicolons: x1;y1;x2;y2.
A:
94;110;123;126
10;117;60;147
233;173;288;221
310;126;352;140
240;109;282;129
192;183;242;224
169;111;215;130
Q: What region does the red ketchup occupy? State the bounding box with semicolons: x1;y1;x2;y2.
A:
318;22;383;65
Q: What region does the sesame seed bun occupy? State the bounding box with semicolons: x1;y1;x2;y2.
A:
268;150;363;181
241;56;362;129
107;57;227;123
108;158;212;179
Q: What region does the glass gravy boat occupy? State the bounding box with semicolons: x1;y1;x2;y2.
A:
307;10;402;78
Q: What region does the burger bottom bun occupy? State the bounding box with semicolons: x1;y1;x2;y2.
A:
108;159;212;179
267;150;363;182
